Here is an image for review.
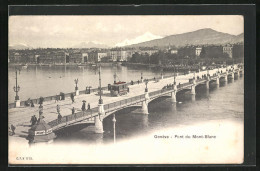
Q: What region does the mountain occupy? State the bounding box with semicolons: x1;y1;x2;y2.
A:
115;32;162;47
126;28;244;48
9;43;31;50
72;41;109;49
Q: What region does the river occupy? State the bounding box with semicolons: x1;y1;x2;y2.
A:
8;65;171;103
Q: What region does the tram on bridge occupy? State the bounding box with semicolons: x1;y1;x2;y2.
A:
109;81;129;96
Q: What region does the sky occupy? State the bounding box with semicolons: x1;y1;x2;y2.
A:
9;15;244;48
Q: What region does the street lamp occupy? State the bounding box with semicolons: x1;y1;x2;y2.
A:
114;72;117;84
98;65;103;104
74;78;79;91
13;67;21;100
145;79;148;92
173;65;176;84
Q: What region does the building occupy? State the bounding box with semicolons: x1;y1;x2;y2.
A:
109;50;121;62
139;49;158;56
54;51;66;64
109;50;134;62
170;49;178;54
69;52;83;63
195;47;202;56
82;53;88;63
223;44;233;58
88;52;107;62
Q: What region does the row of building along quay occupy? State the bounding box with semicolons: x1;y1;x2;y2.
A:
8;43;244;66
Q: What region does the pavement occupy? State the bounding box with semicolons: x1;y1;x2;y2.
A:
8;65;236;139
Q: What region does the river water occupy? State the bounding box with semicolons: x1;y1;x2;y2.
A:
8;65;168;103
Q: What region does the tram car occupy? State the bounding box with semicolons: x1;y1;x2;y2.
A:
109;81;129;96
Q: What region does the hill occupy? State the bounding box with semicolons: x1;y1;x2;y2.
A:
126;28;244;48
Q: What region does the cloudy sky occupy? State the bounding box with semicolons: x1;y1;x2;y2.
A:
9;15;244;48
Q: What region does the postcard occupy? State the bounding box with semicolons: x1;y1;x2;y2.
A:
8;12;245;164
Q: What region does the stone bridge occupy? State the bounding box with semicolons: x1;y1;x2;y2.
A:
48;67;243;134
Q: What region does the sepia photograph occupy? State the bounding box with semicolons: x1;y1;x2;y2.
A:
8;13;245;164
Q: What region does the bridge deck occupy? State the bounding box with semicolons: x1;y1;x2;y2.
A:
9;65;240;137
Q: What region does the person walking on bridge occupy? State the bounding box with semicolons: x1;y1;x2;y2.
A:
81;100;86;111
70;93;75;103
72;107;75;114
57;104;60;114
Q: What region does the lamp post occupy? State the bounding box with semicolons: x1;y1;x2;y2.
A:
114;72;116;84
173;65;176;85
98;65;103;104
74;78;79;96
112;114;116;144
13;67;21;101
74;78;78;91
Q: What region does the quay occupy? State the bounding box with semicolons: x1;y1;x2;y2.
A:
8;64;243;143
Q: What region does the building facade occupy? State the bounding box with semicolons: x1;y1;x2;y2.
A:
223;45;233;58
195;47;202;56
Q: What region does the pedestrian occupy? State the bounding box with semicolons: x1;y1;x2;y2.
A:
58;113;62;124
57;104;60;114
30;115;34;126
33;115;37;125
72;107;75;114
11;124;15;135
81;101;86;111
30;100;35;107
70;93;75;103
39;104;43;116
55;94;59;103
88;103;90;110
138;80;140;84
25;98;30;106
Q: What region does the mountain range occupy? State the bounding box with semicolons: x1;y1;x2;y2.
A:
9;43;31;50
125;28;244;48
9;28;244;50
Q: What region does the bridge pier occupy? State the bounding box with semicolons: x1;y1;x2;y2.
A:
230;72;234;80
191;94;195;101
171;83;177;102
205;81;209;89
75;90;79;96
224;75;228;82
15;100;20;107
215;77;220;85
237;69;240;77
141;91;150;114
171;91;177;103
190;79;196;95
95;104;104;133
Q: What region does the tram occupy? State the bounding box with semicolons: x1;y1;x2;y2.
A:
109;81;129;96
